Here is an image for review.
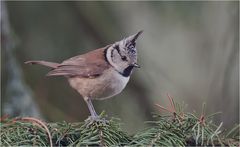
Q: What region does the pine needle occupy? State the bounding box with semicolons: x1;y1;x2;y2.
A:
1;96;239;146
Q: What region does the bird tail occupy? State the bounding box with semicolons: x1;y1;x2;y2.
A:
25;60;59;69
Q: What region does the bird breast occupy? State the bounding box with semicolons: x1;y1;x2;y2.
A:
68;68;130;100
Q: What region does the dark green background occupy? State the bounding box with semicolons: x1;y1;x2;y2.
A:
2;1;239;133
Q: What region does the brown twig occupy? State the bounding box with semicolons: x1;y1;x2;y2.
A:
167;93;176;113
155;93;177;114
15;117;53;147
0;114;9;122
155;93;186;124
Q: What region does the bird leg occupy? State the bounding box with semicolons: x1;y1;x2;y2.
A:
85;97;98;119
84;97;108;125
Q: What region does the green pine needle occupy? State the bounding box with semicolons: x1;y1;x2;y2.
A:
1;99;239;146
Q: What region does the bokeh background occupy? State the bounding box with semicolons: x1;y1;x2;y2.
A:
1;1;239;133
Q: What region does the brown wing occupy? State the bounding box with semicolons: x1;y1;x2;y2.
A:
46;47;110;78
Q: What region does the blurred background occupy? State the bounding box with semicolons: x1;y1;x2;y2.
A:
1;1;239;133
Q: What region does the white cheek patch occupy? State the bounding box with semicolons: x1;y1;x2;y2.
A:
106;45;128;74
106;47;115;66
106;46;122;72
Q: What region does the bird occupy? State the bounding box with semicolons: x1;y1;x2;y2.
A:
25;30;143;120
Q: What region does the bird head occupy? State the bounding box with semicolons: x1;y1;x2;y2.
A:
106;30;143;77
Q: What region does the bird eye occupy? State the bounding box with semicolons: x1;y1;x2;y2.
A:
121;56;127;61
130;49;136;54
128;44;135;50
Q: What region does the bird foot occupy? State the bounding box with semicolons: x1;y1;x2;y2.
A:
85;115;109;127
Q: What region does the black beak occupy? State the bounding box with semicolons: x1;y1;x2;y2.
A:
132;63;141;68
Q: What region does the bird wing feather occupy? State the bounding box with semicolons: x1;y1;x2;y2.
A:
46;47;110;78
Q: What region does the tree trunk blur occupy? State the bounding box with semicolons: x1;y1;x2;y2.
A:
1;2;41;118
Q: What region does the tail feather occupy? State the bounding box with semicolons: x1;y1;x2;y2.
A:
25;60;59;69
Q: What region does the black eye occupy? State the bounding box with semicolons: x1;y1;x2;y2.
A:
121;56;127;61
129;44;135;50
130;49;136;54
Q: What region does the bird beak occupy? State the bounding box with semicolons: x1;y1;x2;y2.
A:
127;30;143;43
132;63;141;68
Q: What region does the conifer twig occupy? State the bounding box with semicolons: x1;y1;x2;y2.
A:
15;117;53;147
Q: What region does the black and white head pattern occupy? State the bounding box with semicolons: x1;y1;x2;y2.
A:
106;30;143;77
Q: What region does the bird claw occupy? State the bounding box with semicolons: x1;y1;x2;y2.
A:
85;115;109;127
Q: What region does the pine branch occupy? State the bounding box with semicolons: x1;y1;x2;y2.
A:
1;96;239;146
0;114;131;146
